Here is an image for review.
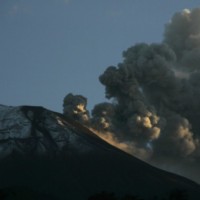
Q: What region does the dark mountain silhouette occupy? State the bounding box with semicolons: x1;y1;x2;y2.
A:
0;105;199;200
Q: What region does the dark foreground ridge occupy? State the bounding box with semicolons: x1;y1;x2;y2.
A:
0;105;199;200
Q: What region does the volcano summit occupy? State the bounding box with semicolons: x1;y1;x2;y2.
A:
0;105;199;199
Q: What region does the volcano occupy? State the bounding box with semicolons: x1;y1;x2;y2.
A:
0;105;199;199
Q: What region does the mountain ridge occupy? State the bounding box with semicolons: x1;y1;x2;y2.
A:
0;104;200;199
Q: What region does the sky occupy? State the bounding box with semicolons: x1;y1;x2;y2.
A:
0;0;200;113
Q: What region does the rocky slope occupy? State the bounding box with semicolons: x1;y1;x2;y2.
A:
0;105;200;199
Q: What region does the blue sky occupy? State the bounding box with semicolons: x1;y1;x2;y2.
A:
0;0;199;113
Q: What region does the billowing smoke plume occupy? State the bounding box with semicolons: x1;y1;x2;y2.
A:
63;8;200;183
63;93;90;124
164;8;200;71
91;102;115;131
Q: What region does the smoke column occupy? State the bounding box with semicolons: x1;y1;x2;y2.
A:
63;8;200;183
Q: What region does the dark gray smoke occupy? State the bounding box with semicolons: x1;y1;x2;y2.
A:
63;8;200;183
63;93;90;124
164;8;200;71
91;102;115;131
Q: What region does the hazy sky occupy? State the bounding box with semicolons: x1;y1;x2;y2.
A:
0;0;199;113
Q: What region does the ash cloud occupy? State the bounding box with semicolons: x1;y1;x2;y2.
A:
164;8;200;71
63;8;200;183
63;93;90;124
